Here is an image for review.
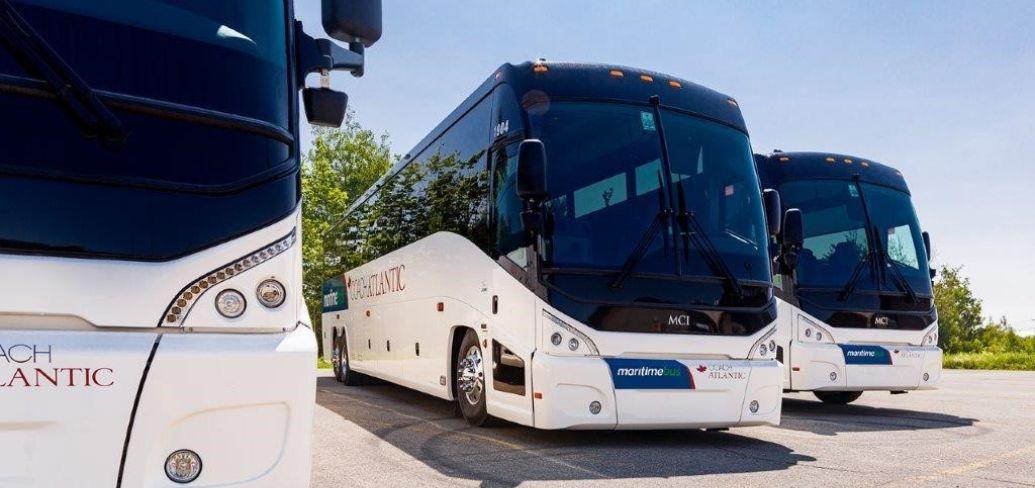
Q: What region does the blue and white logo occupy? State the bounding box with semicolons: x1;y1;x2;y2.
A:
839;344;893;365
605;358;695;390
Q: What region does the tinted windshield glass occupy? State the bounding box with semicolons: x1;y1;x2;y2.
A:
528;102;770;282
0;0;297;261
779;179;931;295
6;0;289;126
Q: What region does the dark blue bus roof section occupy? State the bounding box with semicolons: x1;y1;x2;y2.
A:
754;151;911;194
346;60;747;215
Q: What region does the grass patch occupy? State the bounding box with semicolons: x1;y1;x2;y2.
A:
317;356;333;370
944;351;1035;371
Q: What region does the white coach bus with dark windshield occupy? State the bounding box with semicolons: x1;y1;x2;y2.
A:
322;61;800;429
0;0;380;485
755;151;941;404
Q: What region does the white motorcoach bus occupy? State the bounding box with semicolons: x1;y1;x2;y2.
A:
0;1;379;485
755;152;941;404
322;61;795;429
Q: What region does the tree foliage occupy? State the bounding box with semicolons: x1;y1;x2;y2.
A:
934;265;1035;355
301;117;393;352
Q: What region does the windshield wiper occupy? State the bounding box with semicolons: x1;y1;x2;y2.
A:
836;256;872;302
610;171;672;290
0;0;126;142
674;179;745;299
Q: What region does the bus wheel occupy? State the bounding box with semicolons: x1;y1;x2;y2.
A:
814;391;863;405
456;330;492;426
338;336;364;386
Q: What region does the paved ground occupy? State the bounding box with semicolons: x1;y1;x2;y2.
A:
312;370;1035;487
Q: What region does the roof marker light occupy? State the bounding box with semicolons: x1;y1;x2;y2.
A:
668;80;682;88
609;69;624;78
844;158;853;164
861;161;870;167
639;74;653;83
779;156;790;163
727;98;738;107
825;156;836;163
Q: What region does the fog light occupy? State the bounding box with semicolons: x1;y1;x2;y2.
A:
749;400;759;413
830;371;838;382
769;339;776;352
759;344;768;356
215;289;246;318
923;372;930;382
589;401;602;415
805;328;813;338
568;337;580;351
165;449;202;483
256;279;286;308
816;332;823;341
550;332;562;346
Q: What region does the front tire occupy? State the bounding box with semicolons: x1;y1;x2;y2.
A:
815;391;863;405
455;329;493;426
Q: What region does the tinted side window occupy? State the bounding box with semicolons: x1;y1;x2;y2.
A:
342;96;492;264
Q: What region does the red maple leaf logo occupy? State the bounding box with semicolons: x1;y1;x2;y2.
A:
696;365;708;373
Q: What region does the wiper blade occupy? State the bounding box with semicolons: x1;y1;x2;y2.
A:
883;251;919;303
836;256;871;302
675;179;745;299
610;171;672;290
0;0;126;142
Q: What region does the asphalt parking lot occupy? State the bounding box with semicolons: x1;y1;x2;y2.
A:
311;370;1035;487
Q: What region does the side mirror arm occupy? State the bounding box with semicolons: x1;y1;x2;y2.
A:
294;21;366;86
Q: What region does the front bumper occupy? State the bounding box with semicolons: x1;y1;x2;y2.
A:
121;325;317;487
531;353;781;430
790;341;941;391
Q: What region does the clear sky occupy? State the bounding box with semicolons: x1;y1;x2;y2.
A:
294;1;1035;332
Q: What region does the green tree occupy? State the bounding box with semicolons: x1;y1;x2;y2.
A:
301;117;393;353
932;265;985;353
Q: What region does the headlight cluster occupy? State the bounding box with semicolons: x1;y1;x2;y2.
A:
162;230;295;326
541;310;599;356
922;326;939;346
749;326;778;359
797;314;834;344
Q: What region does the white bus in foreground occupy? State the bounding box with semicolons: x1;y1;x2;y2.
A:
322;61;795;429
0;0;379;485
755;152;941;404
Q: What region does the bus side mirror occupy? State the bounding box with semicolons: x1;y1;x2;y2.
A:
517;139;548;232
303;88;347;127
322;0;382;47
922;231;937;279
763;189;781;236
781;208;804;271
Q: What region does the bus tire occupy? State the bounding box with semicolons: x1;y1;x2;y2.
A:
455;329;494;426
337;335;365;386
814;391;863;405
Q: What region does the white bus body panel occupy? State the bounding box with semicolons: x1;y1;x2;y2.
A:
325;232;781;430
773;298;941;392
0;209;315;487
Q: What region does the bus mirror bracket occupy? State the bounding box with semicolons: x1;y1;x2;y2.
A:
295;20;371;127
780;208;804;272
763;188;782;236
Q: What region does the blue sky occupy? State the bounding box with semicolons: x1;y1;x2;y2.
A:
294;1;1035;332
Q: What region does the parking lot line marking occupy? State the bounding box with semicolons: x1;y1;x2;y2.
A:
891;443;1035;485
319;389;611;480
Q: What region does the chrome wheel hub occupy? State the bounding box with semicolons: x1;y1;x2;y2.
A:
457;345;484;405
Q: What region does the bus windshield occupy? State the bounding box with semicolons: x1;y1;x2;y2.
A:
528;102;770;285
779;179;933;296
0;0;297;261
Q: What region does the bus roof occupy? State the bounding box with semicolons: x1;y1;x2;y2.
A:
754;151;911;194
342;61;748;218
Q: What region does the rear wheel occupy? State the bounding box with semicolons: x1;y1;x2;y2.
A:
455;329;493;426
337;333;365;386
814;391;863;405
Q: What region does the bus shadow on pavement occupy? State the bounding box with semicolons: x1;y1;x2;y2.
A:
779;397;978;436
316;377;815;488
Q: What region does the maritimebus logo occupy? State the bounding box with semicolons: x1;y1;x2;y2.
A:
605;358;696;390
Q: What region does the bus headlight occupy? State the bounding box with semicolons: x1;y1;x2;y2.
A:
797;315;834;344
541;310;599;356
922;326;939;346
256;279;286;308
215;289;246;318
749;326;777;359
